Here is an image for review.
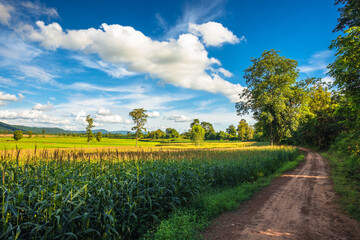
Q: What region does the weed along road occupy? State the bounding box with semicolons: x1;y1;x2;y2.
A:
203;148;360;240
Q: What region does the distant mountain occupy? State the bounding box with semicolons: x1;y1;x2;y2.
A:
0;121;131;134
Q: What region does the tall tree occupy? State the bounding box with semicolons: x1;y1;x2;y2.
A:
86;115;95;147
28;130;32;138
190;119;200;128
191;124;205;146
226;124;237;138
96;131;102;142
236;49;306;145
333;0;360;32
201;121;216;140
129;108;148;148
237;119;248;141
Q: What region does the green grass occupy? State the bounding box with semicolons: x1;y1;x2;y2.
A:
144;154;304;240
321;151;360;221
0;136;160;149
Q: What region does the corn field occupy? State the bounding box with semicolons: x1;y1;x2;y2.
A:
0;146;298;239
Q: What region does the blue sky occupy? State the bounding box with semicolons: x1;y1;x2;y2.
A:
0;0;339;132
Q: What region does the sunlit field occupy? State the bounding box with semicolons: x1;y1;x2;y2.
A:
0;143;298;239
0;135;269;150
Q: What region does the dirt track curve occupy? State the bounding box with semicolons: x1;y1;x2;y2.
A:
202;148;360;240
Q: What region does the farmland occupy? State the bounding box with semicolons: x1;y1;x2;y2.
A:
0;144;299;239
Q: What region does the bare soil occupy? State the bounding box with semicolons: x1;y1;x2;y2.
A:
202;148;360;240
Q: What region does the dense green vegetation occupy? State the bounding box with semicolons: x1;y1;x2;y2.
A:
0;146;298;239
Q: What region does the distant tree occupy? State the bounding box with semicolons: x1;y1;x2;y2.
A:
216;130;228;140
237;119;248;141
14;130;23;141
28;130;32;138
86;115;95;147
333;0;360;32
191;124;205;146
201;122;216;140
226;124;237;139
165;128;180;138
190;119;200;128
247;125;255;141
236;49;307;145
42;129;45;137
129;108;148;148
96;131;102;142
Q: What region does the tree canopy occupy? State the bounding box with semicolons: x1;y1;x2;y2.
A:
129;108;148;147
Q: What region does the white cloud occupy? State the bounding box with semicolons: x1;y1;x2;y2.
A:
0;2;13;24
97;107;112;116
32;101;53;111
95;114;122;123
23;20;244;102
147;111;160;118
19;65;59;85
0;91;23;105
0;109;70;125
20;1;59;18
72;55;135;78
189;22;243;47
124;119;132;125
217;68;233;77
67;82;146;94
322;76;335;85
299;50;333;74
167;114;192;122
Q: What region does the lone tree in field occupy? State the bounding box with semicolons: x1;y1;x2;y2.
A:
86;115;95;147
28;130;32;138
236;49;307;145
191;124;205;146
129;108;148;148
14;130;23;141
96;131;102;142
42;129;45;137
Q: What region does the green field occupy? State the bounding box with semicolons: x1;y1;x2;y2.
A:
0;136;267;150
0;136;160;149
0;143;298;239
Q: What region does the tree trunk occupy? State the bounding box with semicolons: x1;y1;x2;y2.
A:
270;121;273;146
136;128;138;148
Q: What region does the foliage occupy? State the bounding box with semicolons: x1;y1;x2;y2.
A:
236;49;308;145
96;131;102;142
226;124;237;139
28;130;32;138
191;124;205;146
165;128;179;139
291;82;341;148
129;108;148;147
13;130;23;141
329;27;360;108
0;146;298;240
333;0;360;32
190;119;200;128
201;122;216;140
237;119;254;141
86;115;95;144
148;129;166;139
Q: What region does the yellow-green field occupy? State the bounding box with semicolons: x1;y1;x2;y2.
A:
0;135;268;150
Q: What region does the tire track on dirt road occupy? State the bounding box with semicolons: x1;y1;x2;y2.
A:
202;148;360;240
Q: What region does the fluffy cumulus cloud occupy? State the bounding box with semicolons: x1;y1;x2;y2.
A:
23;20;244;102
189;22;243;47
95;108;123;123
0;91;23;105
0;2;13;24
0;109;70;125
32;101;53;111
167;114;192;122
147;111;160;118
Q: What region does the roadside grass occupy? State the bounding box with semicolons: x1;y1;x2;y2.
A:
143;154;304;240
321;151;360;221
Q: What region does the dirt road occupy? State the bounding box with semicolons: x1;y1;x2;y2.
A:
202;148;360;240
